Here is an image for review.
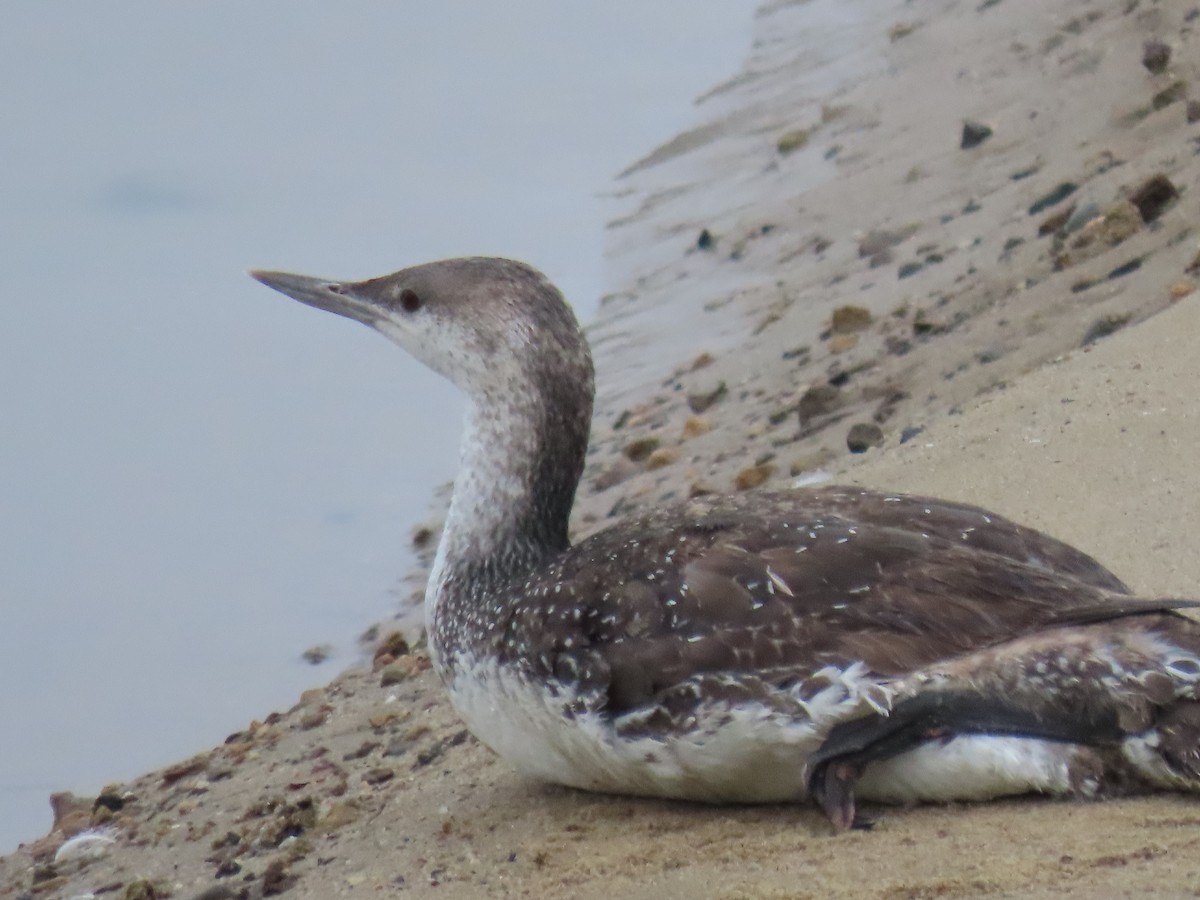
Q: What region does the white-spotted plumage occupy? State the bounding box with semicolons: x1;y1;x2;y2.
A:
252;256;1200;830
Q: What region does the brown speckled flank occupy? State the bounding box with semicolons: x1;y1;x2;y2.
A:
254;257;1200;831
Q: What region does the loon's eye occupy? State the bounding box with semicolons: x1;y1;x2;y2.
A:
399;288;422;313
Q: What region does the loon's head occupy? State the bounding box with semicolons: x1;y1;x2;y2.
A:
250;257;591;403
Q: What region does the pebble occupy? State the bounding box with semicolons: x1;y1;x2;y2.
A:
94;787;127;816
1142;40;1171;75
681;416;712;440
645;447;680;470
846;423;885;453
798;384;842;424
367;710;400;729
343;741;380;761
380;661;415;686
754;311;783;335
1028;181;1078;216
960;120;993;149
363;767;395;786
831;305;873;334
1188;100;1200;124
1081;313;1131;346
1037;204;1075;236
687;381;727;414
623;436;661;462
734;464;774;491
1129;174;1178;223
781;345;811;361
1010;162;1043;181
301;644;332;666
975;344;1007;365
768;404;798;426
1152;81;1186;111
858;227;915;258
415;730;470;768
91;804;116;825
777;128;811;154
1169;281;1195;300
372;631;410;665
1106;257;1143;280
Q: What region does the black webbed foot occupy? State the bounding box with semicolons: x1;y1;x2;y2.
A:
809;759;864;833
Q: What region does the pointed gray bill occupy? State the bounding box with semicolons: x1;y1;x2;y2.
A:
249;269;380;326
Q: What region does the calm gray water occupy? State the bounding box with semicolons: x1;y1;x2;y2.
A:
0;2;752;849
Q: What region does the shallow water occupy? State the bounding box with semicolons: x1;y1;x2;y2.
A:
0;2;753;850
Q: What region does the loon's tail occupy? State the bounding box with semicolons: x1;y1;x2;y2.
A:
808;609;1200;831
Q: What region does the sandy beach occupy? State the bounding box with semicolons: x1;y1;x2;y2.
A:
5;0;1200;896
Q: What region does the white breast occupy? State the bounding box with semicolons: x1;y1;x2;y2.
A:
447;658;883;803
446;657;1096;807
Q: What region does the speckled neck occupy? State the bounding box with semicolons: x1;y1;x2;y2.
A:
425;305;594;667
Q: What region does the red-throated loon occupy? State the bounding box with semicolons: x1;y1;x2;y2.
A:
251;256;1200;830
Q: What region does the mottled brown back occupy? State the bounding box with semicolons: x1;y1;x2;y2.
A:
437;486;1173;721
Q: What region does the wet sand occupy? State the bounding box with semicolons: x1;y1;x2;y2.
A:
5;0;1200;896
